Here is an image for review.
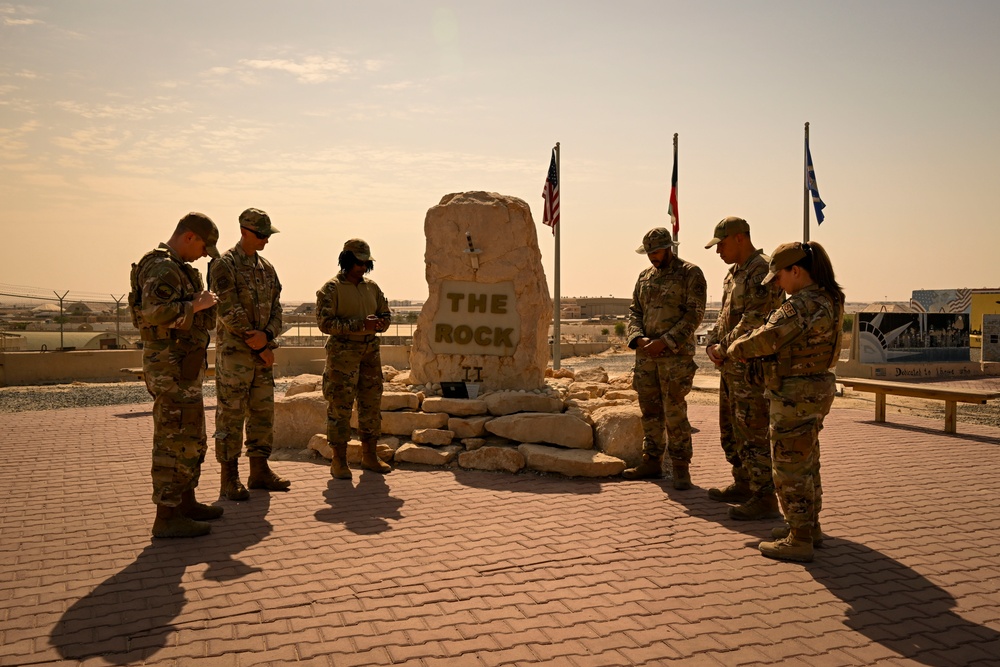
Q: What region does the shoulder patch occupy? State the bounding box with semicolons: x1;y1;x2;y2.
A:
767;301;797;324
154;284;177;300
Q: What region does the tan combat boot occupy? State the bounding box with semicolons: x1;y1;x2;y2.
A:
622;454;663;480
671;460;693;490
330;442;352;480
771;522;825;547
708;480;752;503
708;468;752;502
759;526;815;563
152;504;211;538
179;488;224;520
220;459;250;501
728;492;781;521
361;440;392;474
248;457;291;491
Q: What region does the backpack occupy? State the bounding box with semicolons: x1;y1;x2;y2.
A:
128;248;169;329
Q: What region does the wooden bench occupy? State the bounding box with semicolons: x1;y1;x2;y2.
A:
121;366;216;381
839;378;1000;434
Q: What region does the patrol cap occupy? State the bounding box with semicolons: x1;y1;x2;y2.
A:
635;227;675;254
343;238;373;261
239;208;279;236
705;216;750;248
178;212;220;259
761;241;809;285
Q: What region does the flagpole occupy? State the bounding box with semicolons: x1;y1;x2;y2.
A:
803;122;810;243
552;142;561;370
671;133;679;256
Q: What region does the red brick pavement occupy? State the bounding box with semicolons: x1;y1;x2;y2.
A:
1;401;999;666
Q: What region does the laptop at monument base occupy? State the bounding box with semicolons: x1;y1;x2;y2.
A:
440;382;469;399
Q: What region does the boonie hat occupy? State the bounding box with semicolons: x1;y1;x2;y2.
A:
705;216;750;248
761;241;809;285
344;238;373;261
635;227;675;254
179;212;221;259
239;208;279;236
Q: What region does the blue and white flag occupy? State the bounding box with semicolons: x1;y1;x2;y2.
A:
805;138;826;224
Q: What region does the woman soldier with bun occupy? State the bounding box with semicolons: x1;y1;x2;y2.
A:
728;241;844;563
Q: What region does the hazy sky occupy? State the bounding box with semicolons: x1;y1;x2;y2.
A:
2;1;998;305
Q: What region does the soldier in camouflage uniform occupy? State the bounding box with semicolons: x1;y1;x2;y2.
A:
729;241;844;563
131;213;222;538
210;208;290;500
703;217;785;520
623;227;707;489
316;239;393;480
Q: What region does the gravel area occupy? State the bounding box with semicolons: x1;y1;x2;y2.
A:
2;353;999;429
0;380;294;414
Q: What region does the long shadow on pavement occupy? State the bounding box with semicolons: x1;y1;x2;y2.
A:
315;471;404;534
451;468;608;494
672;486;1000;665
808;538;1000;666
49;493;272;665
857;420;1000;447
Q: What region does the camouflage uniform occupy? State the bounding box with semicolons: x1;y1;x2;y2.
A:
135;243;215;507
316;273;392;448
627;253;707;465
728;283;843;534
210;243;282;461
705;249;784;494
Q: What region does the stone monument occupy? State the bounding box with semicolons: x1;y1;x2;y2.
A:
409;191;552;391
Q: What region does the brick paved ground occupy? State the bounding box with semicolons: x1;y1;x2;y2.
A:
2;399;999;666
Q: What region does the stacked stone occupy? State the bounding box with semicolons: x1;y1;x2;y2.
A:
273;365;650;478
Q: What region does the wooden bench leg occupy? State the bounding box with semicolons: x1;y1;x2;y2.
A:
875;392;886;423
945;400;957;434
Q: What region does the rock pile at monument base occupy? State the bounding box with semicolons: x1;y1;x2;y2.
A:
273;366;644;477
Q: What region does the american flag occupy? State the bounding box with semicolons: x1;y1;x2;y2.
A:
668;147;679;236
542;148;559;234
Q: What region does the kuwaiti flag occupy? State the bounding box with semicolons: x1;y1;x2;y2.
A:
668;148;679;236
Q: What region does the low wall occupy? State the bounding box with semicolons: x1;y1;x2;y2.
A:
557;342;615;358
0;345;414;387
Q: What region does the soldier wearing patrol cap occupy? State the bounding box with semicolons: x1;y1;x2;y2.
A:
210;208;290;501
729;241;844;563
703;217;784;520
316;238;393;480
129;212;221;538
623;227;707;489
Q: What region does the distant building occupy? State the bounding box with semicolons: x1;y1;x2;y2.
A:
9;331;131;351
561;297;631;320
0;332;27;351
860;302;914;313
67;301;113;316
970;289;1000;348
